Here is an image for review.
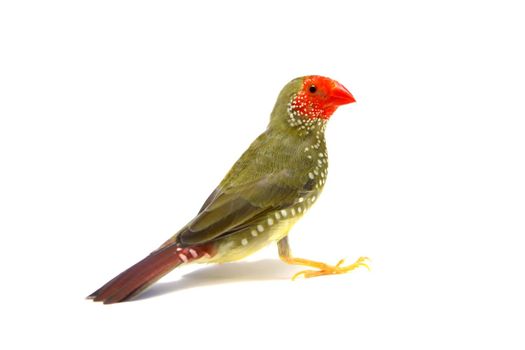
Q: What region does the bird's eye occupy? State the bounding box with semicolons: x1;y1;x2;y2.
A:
309;85;317;93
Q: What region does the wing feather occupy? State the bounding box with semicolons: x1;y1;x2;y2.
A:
178;172;307;245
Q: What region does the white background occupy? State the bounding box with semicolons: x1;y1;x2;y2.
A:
1;0;524;349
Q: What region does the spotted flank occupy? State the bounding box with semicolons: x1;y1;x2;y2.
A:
231;113;330;252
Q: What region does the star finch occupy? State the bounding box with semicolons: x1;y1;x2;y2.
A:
89;75;367;304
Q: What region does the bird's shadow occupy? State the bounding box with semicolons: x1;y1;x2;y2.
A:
135;259;302;301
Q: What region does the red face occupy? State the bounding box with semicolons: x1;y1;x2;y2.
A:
291;76;356;120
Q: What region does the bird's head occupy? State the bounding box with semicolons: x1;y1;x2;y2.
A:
271;76;355;131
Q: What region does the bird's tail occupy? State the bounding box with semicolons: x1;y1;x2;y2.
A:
88;244;212;304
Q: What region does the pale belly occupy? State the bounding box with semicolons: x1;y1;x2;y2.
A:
201;201;314;264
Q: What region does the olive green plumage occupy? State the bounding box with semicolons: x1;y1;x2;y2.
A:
89;75;357;303
171;77;329;261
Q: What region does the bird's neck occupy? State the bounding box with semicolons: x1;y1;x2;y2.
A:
267;101;329;191
269;98;328;140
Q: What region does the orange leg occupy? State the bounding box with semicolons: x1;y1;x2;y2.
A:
277;236;370;280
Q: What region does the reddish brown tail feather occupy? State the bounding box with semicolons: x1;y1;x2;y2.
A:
88;244;211;304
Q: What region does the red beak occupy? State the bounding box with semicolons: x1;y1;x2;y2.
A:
330;81;356;106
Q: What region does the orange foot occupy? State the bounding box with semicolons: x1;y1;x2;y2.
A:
289;256;370;280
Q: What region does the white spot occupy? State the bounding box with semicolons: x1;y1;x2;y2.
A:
189;249;198;258
280;209;288;217
308;172;314;179
307;155;312;159
320;172;325;178
257;224;264;233
318;159;323;165
203;252;211;258
298;197;304;203
314;169;319;175
275;212;281;220
241;238;248;246
251;229;258;237
304;147;309;152
312;195;316;202
267;218;274;226
179;253;188;263
319;153;324;158
291;208;296;216
298;206;303;213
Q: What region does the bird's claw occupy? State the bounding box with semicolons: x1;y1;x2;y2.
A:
292;256;370;280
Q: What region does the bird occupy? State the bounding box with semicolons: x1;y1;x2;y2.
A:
88;75;368;304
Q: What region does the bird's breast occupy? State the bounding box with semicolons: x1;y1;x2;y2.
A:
202;134;330;264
